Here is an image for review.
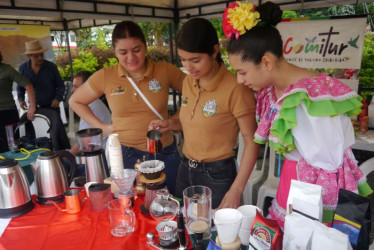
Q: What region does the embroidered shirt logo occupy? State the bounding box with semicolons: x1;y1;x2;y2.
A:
148;79;162;93
110;86;126;96
181;96;189;106
202;100;217;117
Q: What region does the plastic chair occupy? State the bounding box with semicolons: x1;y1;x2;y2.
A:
359;157;374;177
237;131;269;205
18;114;51;139
256;147;279;212
31;114;51;138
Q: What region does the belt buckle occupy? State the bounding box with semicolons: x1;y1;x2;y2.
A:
188;159;198;168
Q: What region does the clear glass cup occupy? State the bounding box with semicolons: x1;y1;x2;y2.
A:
106;199;135;237
183;185;212;240
5;124;16;153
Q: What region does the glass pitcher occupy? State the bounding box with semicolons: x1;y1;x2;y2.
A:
106;199;135;237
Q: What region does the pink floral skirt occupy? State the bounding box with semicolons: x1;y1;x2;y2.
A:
267;149;371;230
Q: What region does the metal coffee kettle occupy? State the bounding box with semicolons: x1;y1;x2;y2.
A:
0;158;34;218
33;151;76;204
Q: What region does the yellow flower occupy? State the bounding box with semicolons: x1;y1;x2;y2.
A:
227;2;260;35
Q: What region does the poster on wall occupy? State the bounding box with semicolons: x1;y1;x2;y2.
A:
278;17;367;69
0;24;53;70
277;17;367;91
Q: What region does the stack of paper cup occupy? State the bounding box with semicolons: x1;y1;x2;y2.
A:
237;205;263;246
107;133;124;173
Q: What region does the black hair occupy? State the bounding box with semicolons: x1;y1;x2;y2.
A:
0;51;2;63
74;71;92;83
227;2;283;65
112;21;146;47
177;18;223;63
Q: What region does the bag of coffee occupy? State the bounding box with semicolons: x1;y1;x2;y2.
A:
283;212;314;250
311;220;352;250
332;189;371;250
249;211;282;250
286;180;323;221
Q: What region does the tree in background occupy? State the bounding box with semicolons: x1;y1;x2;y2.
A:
360;33;374;89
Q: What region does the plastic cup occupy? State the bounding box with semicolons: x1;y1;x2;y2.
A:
214;208;243;244
237;205;262;230
5;124;16;152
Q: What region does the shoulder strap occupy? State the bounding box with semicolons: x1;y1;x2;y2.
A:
126;75;164;120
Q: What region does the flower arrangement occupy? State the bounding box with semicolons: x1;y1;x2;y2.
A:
222;1;261;40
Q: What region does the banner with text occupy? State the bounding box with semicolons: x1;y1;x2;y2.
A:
277;17;367;69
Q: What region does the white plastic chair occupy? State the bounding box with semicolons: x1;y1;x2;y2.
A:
18;114;51;139
256;148;279;212
359;157;374;177
59;101;68;125
32;114;51;138
237;131;269;205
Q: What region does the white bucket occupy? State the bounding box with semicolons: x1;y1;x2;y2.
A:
214;208;243;244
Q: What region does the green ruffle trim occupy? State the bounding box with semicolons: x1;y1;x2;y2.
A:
269;92;362;154
358;182;373;197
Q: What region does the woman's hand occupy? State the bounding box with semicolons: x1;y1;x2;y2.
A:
217;188;241;209
102;123;113;136
148;119;171;133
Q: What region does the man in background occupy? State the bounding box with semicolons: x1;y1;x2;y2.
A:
17;39;65;113
70;71;111;153
17;40;70;150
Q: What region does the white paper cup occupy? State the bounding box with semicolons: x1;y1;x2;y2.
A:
237;205;262;231
214;208;243;244
238;228;251;246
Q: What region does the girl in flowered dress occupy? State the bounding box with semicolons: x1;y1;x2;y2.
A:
224;1;372;229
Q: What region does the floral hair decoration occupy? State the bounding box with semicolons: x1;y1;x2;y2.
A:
223;1;260;40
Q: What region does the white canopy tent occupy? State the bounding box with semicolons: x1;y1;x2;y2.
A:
0;0;371;30
1;0;371;138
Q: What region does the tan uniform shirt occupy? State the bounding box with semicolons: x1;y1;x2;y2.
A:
88;58;185;150
180;64;256;162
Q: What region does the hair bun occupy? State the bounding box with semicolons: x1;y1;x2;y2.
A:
255;2;283;26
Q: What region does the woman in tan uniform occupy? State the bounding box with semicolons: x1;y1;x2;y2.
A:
149;18;259;209
69;21;185;194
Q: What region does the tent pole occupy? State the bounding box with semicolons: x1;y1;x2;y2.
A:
63;18;75;138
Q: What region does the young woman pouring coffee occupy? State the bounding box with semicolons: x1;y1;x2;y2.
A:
149;18;259;209
69;21;185;195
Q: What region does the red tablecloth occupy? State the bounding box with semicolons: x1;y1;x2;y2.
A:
0;194;188;250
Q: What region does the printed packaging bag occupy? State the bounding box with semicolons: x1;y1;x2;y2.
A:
286;179;323;221
248;211;282;250
332;189;371;250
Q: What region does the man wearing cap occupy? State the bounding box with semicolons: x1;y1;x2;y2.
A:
17;40;65;112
